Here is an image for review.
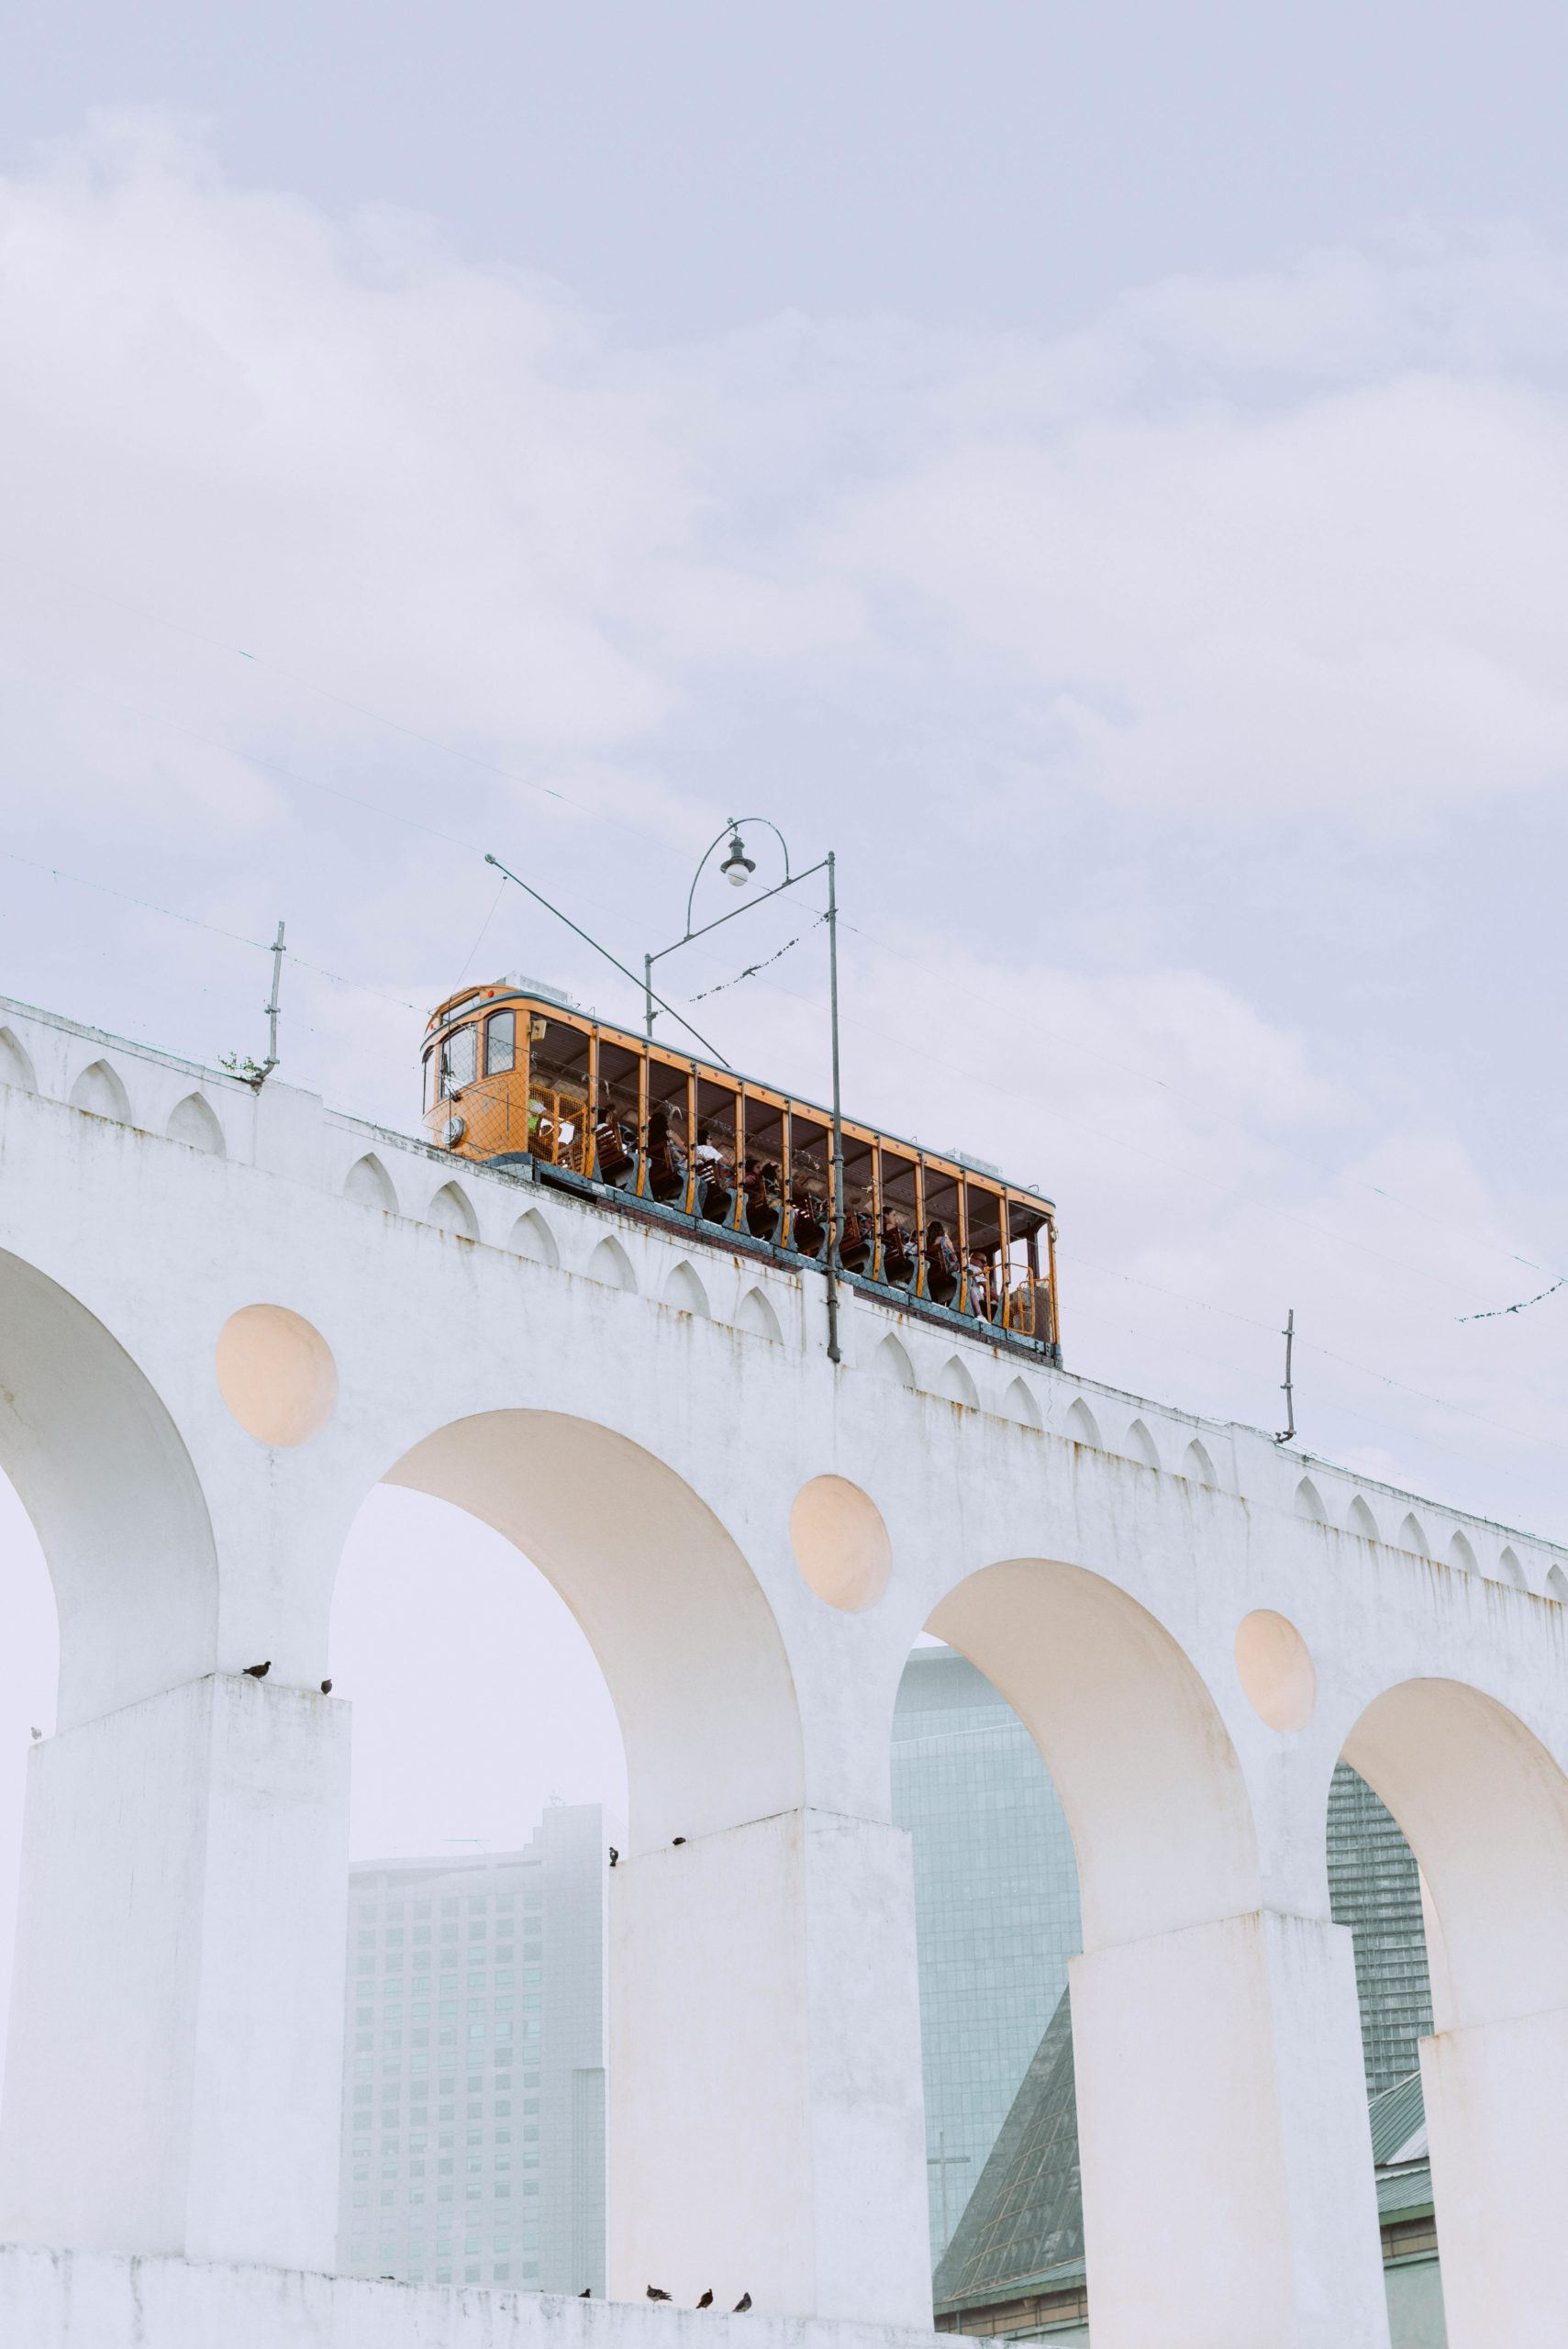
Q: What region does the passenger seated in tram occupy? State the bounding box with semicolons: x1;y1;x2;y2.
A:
966;1250;995;1320
694;1123;735;1223
925;1219;961;1304
881;1212;917;1287
743;1158;783;1241
595;1111;638;1189
792;1187;828;1259
646;1108;688;1203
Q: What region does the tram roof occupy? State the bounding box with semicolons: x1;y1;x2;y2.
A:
426;980;1055;1212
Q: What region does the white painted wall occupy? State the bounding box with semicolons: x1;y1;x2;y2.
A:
0;2245;945;2349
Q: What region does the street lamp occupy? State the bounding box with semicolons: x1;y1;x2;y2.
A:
644;817;848;1364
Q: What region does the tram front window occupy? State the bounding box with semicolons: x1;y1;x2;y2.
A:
439;1024;477;1098
484;1010;515;1075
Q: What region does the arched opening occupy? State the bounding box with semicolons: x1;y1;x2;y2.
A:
1340;1678;1568;2346
0;1465;59;2113
68;1058;131;1121
1064;1397;1101;1449
1294;1475;1327;1522
937;1355;979;1409
1124;1418;1159;1470
0;1027;37;1091
345;1152;398;1211
736;1286;782;1343
428;1182;478;1241
165;1092;225;1155
330;1410;806;2308
328;1482;628;2295
1348;1494;1380;1541
0;1249;219;2258
908;1560;1317;2343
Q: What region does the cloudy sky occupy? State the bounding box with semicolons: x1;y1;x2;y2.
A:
3;5;1568;2009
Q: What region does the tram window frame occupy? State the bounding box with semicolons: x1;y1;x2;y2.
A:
921;1163;962;1305
646;1052;693;1208
786;1114;831;1259
839;1129;878;1273
695;1077;741;1229
877;1147;921;1288
527;1016;592;1171
595;1040;645;1191
962;1180;1004;1320
740;1093;786;1241
439;1024;478;1099
484;1011;516;1077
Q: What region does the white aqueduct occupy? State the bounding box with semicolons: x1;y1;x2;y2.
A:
0;993;1565;2349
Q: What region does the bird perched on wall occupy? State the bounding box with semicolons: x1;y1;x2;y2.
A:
28;1728;41;1742
608;1846;619;1868
733;2294;751;2312
320;1679;332;1694
579;2288;592;2298
696;2290;713;2309
243;1661;271;1679
672;1836;686;1847
646;2285;671;2301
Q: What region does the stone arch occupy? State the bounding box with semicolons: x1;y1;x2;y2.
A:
165;1092;225;1155
873;1333;916;1386
1548;1564;1567;1604
1397;1511;1429;1556
382;1412;801;1853
343;1152;397;1211
68;1058;131;1122
1184;1437;1217;1486
737;1286;782;1343
1002;1376;1042;1429
1293;1475;1327;1522
0;1248;217;1727
0;1025;37;1090
1347;1494;1379;1541
1449;1529;1480;1576
1125;1417;1160;1469
1496;1542;1527;1589
1341;1678;1568;2342
1065;1397;1102;1448
936;1354;979;1409
508;1207;559;1267
585;1234;636;1292
662;1260;710;1319
929;1558;1258;1952
428;1180;478;1241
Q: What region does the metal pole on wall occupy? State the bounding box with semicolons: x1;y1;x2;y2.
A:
826;850;844;1365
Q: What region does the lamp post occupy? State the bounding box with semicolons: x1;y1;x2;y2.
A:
645;818;847;1364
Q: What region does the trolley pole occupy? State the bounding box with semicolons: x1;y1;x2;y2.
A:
826;850;844;1365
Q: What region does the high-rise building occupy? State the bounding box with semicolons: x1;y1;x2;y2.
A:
892;1645;1081;2259
338;1803;607;2293
1326;1761;1433;2095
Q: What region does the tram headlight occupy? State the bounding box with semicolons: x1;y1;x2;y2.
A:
720;829;755;887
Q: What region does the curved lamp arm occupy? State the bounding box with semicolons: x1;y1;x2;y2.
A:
683;816;794;937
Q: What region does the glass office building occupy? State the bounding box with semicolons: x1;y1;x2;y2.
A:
893;1645;1081;2260
338;1802;606;2293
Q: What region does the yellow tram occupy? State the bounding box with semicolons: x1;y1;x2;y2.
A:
421;979;1061;1356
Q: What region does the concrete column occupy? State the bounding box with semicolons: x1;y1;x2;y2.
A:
608;1807;929;2329
1071;1909;1391;2349
0;1673;350;2270
1421;2006;1568;2349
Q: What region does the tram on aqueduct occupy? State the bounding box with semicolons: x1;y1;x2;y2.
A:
422;980;1061;1357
